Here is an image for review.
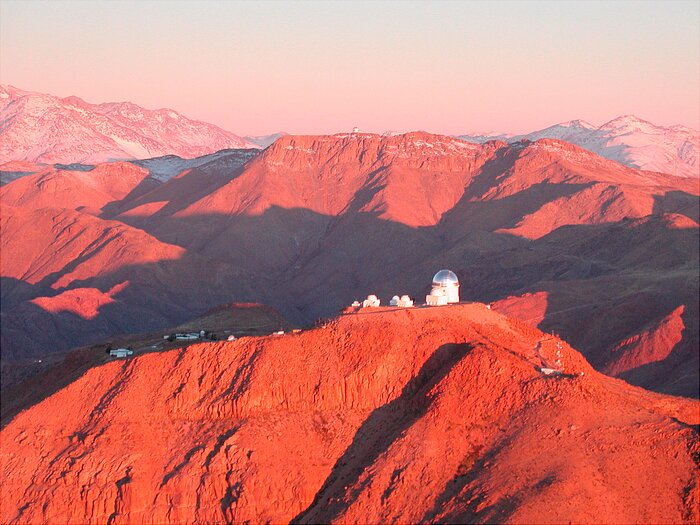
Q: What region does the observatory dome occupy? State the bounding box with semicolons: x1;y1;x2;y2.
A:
428;269;460;304
432;269;459;286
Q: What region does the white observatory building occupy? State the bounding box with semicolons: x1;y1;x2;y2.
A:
390;295;414;307
426;269;460;306
362;294;381;307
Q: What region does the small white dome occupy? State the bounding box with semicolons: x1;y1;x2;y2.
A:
432;269;459;286
401;295;411;302
367;294;378;301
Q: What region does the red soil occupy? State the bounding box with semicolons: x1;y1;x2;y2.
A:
491;291;550;326
0;162;149;211
604;305;686;376
1;305;697;524
30;286;119;320
0;206;184;287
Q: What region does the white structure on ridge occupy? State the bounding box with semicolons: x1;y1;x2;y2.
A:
175;332;200;341
426;269;460;306
362;294;381;307
110;348;133;358
390;295;414;307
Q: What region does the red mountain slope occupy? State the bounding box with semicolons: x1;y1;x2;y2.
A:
1;305;697;524
487;213;699;397
0;206;263;359
0;206;184;288
0;162;151;213
180;132;502;224
0;302;293;427
133;134;698;263
167;134;697;230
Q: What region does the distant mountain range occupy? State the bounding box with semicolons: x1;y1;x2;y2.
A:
244;132;289;148
457;116;699;178
0;85;259;164
1;86;697;179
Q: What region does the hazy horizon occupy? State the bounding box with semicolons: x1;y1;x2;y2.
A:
2;0;698;135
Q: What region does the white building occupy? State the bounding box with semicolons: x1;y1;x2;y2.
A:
175;332;200;341
426;269;460;306
390;295;414;307
110;348;133;358
362;294;381;307
540;367;562;376
399;294;414;307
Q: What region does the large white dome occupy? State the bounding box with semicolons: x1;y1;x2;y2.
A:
432;269;459;286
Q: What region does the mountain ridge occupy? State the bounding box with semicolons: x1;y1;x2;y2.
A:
3;85;696;178
0;85;259;164
457;115;699;178
1;131;698;397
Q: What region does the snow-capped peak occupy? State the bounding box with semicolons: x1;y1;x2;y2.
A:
557;119;596;129
0;85;260;164
599;115;659;133
456;115;698;178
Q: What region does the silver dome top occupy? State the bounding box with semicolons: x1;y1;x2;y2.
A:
432;269;459;286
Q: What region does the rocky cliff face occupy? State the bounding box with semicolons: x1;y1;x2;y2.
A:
1;305;697;524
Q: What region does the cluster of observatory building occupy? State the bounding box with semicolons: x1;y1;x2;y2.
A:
351;269;461;309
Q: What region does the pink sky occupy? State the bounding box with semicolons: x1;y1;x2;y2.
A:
1;1;698;135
